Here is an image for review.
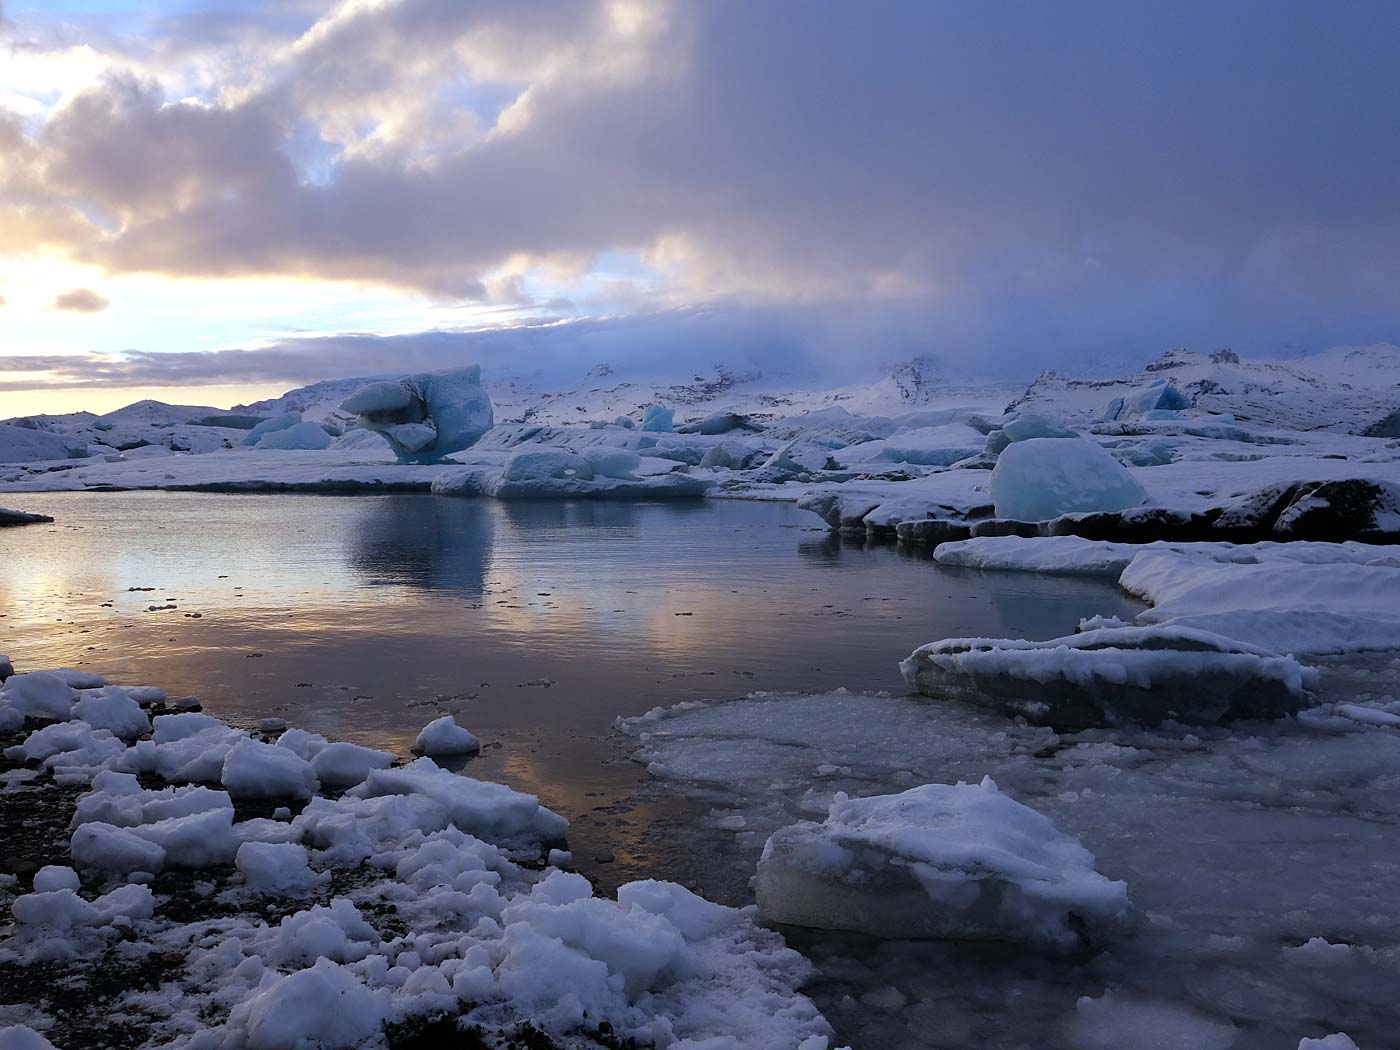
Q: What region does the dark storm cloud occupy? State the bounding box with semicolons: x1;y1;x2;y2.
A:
4;0;1400;363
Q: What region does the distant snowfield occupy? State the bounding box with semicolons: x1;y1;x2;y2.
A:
2;346;1398;1049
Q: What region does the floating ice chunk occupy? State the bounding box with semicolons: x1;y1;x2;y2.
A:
756;778;1128;952
1068;992;1236;1050
240;411;302;447
255;421;332;451
414;715;481;756
340;365;492;463
72;686;151;740
309;741;394;788
1116;379;1191;420
763;440;832;476
990;438;1147;521
0;703;20;733
577;445;642;479
222;740;319;799
224;958;389;1050
642;405;674;432
901;624;1316;728
0;1026;58;1050
1002;412;1077;442
1;671;75;720
236;841;322;895
501;448;594;483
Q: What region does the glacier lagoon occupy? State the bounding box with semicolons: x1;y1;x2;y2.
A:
0;491;1140;889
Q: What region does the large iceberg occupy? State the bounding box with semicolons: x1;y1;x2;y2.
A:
756;778;1129;952
990;437;1147;521
900;623;1317;728
340;365;493;463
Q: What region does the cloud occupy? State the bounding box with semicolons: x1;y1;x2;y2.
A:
50;287;110;312
1;0;1399;363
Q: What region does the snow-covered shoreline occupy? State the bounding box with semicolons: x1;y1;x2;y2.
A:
0;664;846;1050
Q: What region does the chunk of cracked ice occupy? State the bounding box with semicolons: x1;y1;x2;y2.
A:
756;777;1129;952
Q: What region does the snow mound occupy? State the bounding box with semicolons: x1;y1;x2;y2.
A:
990;438;1147;521
901;624;1317;728
756;778;1128;952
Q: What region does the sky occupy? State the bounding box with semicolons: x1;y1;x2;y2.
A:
1;0;1399;416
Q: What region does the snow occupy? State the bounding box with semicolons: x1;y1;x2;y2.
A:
900;623;1316;727
235;841;324;896
0;423;83;463
756;777;1128;952
308;741;394;788
990;437;1148;521
1;671;75;720
0;658;845;1048
1298;1036;1360;1050
70;686;151;739
835;423;984;467
223;958;389;1050
413;715;480;756
32;866;80;893
0;1027;57;1050
221;740;320;799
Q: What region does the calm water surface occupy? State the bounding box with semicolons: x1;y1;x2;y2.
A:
1;492;1141;889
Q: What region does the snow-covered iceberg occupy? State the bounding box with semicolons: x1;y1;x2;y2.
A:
340;365;494;463
756;778;1128;952
900;623;1317;728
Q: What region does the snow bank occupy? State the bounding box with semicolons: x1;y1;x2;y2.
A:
1122;549;1400;655
901;624;1316;727
0;660;845;1049
757;778;1128;952
990;438;1147;521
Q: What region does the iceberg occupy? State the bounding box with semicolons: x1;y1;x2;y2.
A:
990;437;1147;521
239;411;302;447
254;421;332;450
900;623;1317;728
641;405;674;432
340;365;493;463
756;778;1128;952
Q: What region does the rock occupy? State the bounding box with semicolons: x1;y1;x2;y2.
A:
0;508;54;527
1361;407;1400;438
894;519;973;545
756;779;1129;952
676;411;762;435
900;624;1316;728
968;518;1042;538
1272;479;1400;541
